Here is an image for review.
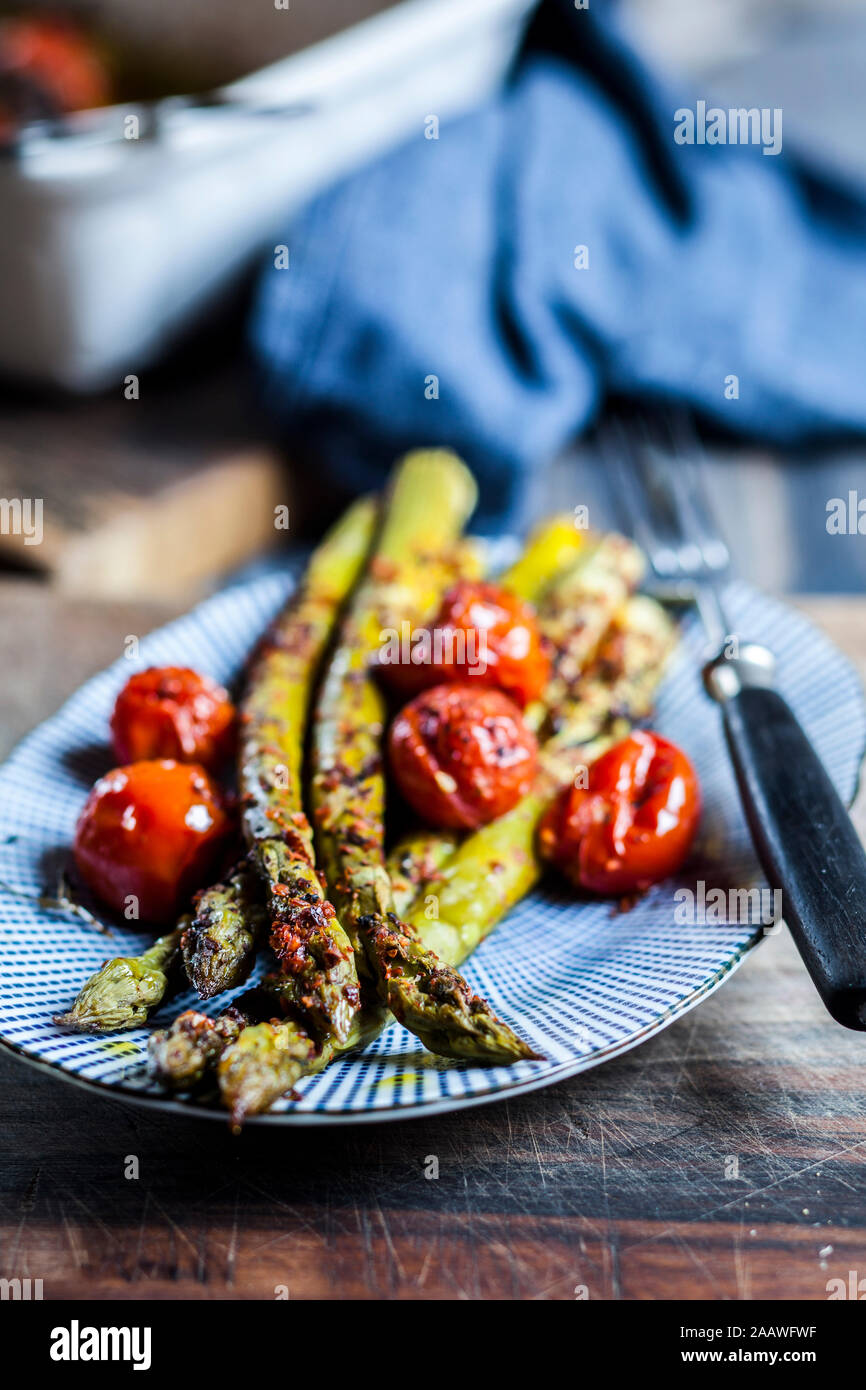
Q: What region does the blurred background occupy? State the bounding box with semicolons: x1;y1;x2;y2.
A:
0;0;864;602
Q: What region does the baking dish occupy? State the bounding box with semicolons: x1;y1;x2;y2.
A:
0;0;532;390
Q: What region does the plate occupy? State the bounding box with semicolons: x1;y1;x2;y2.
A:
0;575;863;1124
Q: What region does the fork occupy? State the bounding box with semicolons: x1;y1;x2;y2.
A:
602;410;866;1030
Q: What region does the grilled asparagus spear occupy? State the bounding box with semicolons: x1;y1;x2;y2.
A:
311;451;477;962
498;513;587;602
60;501;377;1040
181;866;265;999
526;532;645;734
383;519;593;926
408;595;678;965
388;830;460;916
217;1002;388;1129
311;450;536;1064
55;926;183;1033
219;1017;318;1130
359;911;541;1061
172;496;375;1043
148;994;260;1091
234;497;377;1042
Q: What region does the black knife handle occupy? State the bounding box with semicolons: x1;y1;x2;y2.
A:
705;645;866;1029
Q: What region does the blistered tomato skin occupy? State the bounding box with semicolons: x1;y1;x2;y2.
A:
380;581;550;706
73;760;234;925
539;731;701;896
388;684;538;831
110;667;235;771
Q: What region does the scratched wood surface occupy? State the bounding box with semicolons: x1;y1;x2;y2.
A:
0;587;864;1301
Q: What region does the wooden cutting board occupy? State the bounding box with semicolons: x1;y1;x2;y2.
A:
0;372;291;598
0;446;288;598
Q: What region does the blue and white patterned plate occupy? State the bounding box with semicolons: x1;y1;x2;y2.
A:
0;575;863;1125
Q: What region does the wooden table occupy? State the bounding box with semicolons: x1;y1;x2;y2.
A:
1;586;864;1302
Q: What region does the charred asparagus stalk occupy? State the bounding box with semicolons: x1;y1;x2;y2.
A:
387;830;460;916
181;866;265;999
234;496;377;1043
142;498;376;1121
55;926;183;1033
408;595;678;965
498;513;587;602
310;450;537;1065
219;1017;318;1130
150;976;307;1096
526;532;645;734
174;498;376;1025
311;452;478;963
217;1003;389;1129
148;991;264;1091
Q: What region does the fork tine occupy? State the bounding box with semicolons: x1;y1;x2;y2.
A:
605;413;691;579
598;408;732;647
629;409;732;580
600;415;683;577
657;410;732;574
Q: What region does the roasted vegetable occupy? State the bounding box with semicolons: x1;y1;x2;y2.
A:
311;451;479;965
218;1017;317;1131
181;866;265;1000
545;594;678;753
150;976;308;1096
110;667;235;770
498;514;587;602
379;579;550;705
126;498;374;1074
388;830;460;916
311;450;535;1063
359;913;540;1061
383;532;651;922
239;495;378;856
216;1001;388;1129
389;684;538;830
174;497;374;1118
260;842;360;1043
55;926;183;1033
540;730;701;895
73;760;234;926
528;532;645;735
406;763;566;967
148;994;261;1091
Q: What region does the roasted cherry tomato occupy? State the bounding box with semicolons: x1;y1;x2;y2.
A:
388;684;538;830
110;667;235;771
539;731;701;896
73;760;234;925
379;580;550;707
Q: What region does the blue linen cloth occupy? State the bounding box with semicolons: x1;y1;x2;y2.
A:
249;0;866;526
